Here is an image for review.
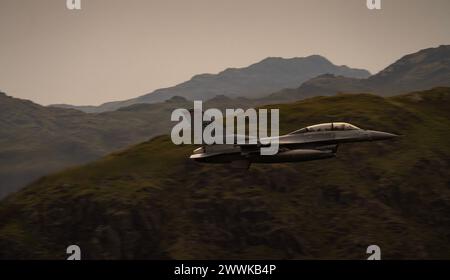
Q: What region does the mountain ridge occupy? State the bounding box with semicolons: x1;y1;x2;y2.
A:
50;55;370;113
267;45;450;101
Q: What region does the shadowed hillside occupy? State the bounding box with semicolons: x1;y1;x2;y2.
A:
0;93;262;198
0;88;449;259
0;93;185;198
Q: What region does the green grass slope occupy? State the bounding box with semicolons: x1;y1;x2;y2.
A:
0;93;260;199
0;88;449;259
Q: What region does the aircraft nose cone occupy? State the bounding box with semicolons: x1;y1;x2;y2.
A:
369;131;398;141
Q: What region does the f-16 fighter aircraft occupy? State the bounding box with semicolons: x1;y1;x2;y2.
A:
189;122;397;169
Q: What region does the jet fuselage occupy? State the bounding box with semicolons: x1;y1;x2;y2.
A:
189;122;397;167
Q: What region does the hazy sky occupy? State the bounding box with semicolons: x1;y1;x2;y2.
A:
0;0;449;105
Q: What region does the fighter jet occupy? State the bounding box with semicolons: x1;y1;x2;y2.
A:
189;122;397;168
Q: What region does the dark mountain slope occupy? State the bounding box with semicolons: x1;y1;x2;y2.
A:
51;55;370;113
0;87;449;259
0;93;262;198
0;93;191;198
268;45;450;102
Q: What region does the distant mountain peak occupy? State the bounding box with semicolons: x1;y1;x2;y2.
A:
268;45;450;101
253;55;333;68
55;55;369;113
369;45;450;83
305;54;333;63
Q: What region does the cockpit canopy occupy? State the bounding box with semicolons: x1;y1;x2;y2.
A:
290;122;360;134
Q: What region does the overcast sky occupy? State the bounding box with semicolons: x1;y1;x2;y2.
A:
0;0;449;105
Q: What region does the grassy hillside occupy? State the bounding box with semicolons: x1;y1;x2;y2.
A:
0;93;260;198
0;92;181;198
0;88;449;259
